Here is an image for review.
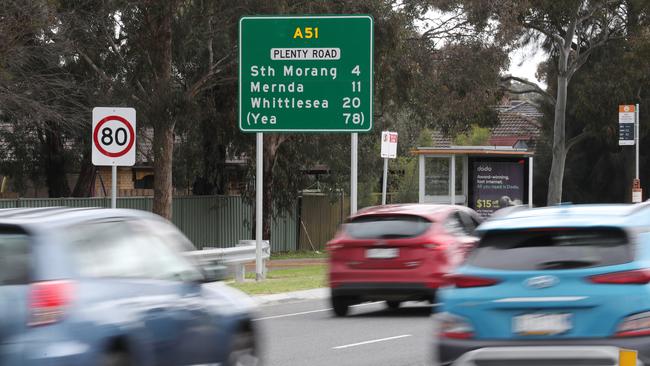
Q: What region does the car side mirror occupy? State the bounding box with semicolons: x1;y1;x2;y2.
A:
200;261;229;282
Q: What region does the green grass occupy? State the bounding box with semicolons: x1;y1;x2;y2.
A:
228;265;326;295
270;251;328;260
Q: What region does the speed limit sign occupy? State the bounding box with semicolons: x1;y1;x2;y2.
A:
92;107;136;166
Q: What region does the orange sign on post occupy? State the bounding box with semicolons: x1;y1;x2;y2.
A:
620;105;636;113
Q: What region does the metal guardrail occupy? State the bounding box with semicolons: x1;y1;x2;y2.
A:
185;240;270;282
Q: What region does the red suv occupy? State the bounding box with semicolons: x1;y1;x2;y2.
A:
327;204;481;316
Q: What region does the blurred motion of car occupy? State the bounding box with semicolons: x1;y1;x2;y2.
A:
0;207;258;366
327;204;481;316
437;203;650;365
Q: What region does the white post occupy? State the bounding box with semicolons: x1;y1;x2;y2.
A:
382;158;388;205
111;165;117;209
634;104;640;179
529;156;534;208
351;133;358;214
256;133;264;281
450;155;456;205
462;155;469;206
418;155;425;203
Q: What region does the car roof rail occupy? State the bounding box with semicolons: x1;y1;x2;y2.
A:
488;205;528;220
629;200;650;215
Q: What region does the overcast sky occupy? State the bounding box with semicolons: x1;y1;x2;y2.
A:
414;8;548;88
508;42;548;87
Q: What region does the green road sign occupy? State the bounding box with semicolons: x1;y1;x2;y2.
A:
239;15;373;133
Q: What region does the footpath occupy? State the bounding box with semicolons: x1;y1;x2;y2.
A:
254;287;329;305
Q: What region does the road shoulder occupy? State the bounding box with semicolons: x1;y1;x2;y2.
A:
254;287;329;305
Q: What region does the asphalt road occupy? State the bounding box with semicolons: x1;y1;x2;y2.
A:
253;298;438;366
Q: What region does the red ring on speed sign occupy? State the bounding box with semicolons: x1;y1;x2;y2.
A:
93;115;135;158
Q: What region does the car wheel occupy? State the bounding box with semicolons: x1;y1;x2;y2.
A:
228;331;259;366
99;351;131;366
331;296;350;317
386;300;401;310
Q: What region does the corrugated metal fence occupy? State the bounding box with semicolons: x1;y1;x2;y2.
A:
0;196;297;252
298;194;348;251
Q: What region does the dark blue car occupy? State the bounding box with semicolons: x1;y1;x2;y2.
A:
0;207;258;366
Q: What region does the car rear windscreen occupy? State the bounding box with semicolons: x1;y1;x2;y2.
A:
345;215;432;239
0;232;30;285
467;228;632;270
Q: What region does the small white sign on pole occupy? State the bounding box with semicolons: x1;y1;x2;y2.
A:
380;131;398;159
380;131;398;205
92;107;137;166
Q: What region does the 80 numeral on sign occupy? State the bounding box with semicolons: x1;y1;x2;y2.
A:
101;127;129;146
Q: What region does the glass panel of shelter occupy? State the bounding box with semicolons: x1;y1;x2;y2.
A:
423;156;466;205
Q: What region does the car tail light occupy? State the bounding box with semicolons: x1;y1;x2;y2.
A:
615;312;650;337
436;312;474;339
28;280;73;326
326;242;344;251
445;274;500;288
422;243;441;249
588;269;650;284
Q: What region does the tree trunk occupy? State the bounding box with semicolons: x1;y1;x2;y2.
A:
72;149;96;197
148;1;175;219
547;58;570;205
42;125;70;198
257;134;288;241
152;123;175;219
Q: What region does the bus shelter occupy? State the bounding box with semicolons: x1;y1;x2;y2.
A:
413;147;534;217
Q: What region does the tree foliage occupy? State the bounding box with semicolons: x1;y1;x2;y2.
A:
453;124;492;145
422;0;648;204
535;4;650;203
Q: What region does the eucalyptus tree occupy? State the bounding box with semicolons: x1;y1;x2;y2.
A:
420;0;637;204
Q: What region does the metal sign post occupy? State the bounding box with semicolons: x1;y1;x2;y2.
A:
382;158;388;205
111;166;117;209
634;104;640;179
351;133;358;214
255;133;264;281
634;103;643;203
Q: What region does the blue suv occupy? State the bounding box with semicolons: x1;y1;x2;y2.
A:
0;207;258;366
437;203;650;365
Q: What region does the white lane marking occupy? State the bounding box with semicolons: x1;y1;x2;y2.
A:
493;296;587;303
253;301;383;321
253;308;331;321
351;301;383;307
333;334;412;350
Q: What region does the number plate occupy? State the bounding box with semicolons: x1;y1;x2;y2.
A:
366;248;398;259
513;313;572;335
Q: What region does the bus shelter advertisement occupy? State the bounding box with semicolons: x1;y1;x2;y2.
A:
470;158;526;217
